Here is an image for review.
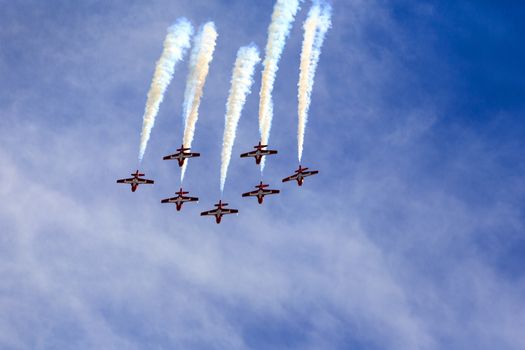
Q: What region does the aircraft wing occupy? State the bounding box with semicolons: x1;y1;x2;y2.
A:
161;197;176;203
282;174;298;183
221;208;238;215
116;177;134;184
262;189;280;195
161;195;196;203
240;150;256;158
303;170;319;177
200;209;219;216
262;149;278;155
242;190;259;197
187;152;200;158
163;153;179;160
136;178;154;184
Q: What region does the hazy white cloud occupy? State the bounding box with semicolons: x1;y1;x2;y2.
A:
0;0;524;349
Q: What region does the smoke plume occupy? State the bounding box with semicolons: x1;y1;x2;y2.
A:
258;0;301;171
138;18;193;161
180;22;218;182
297;2;331;162
220;45;261;193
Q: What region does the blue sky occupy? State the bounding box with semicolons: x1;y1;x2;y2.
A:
0;0;524;349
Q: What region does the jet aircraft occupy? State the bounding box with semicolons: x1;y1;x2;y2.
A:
242;181;280;204
282;165;319;186
161;188;199;211
116;170;154;192
240;141;278;165
200;200;238;224
163;144;200;167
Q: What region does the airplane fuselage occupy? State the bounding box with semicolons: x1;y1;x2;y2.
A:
253;150;272;164
176;154;186;166
171;197;184;210
254;189;266;203
242;185;279;204
201;201;237;224
162;193;198;211
176;153;193;160
129;177;142;191
241;145;277;165
176;153;198;166
282;171;312;186
117;171;153;192
163;148;199;167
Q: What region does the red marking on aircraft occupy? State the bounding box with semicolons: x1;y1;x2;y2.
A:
163;144;200;167
200;200;239;224
161;187;199;211
282;165;318;186
240;141;278;165
116;170;154;192
242;181;280;204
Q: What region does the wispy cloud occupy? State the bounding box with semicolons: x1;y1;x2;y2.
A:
1;1;524;349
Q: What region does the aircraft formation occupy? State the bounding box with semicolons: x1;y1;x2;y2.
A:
117;144;318;224
117;0;331;223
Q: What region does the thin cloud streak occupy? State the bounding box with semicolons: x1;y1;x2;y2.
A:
1;0;524;349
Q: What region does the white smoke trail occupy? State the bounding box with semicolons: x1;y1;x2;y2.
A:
220;45;261;192
258;0;301;171
138;18;193;161
180;22;218;182
297;2;331;162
